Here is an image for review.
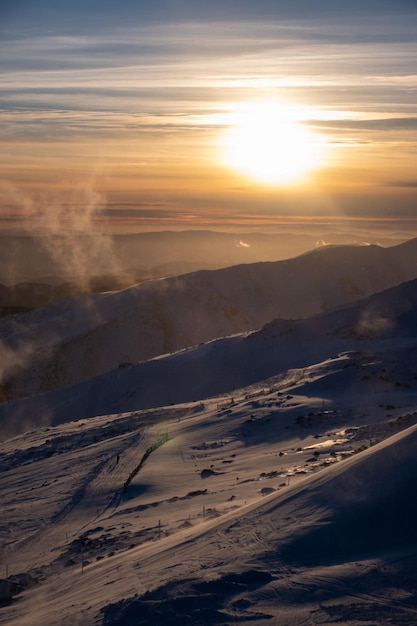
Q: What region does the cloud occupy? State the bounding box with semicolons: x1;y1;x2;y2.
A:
0;181;127;284
312;117;417;132
383;180;417;188
2;0;416;35
0;337;42;389
1;7;416;229
356;309;393;337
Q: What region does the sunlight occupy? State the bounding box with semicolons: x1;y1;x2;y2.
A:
221;101;324;185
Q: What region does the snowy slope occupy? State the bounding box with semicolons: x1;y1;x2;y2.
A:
2;238;417;400
2;276;417;441
1;349;417;625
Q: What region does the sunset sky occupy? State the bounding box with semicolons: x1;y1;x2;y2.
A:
1;0;417;232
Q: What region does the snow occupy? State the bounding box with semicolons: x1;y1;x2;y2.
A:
2;237;417;400
2;277;417;440
2;243;417;624
1;347;417;624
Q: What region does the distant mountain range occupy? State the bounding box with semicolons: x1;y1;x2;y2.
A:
2;229;383;316
0;229;406;287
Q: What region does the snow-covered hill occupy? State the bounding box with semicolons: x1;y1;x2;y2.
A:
2;275;417;441
1;340;417;624
2;237;417;401
2;240;417;624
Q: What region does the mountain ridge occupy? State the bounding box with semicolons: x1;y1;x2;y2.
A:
2;275;417;440
2;238;417;401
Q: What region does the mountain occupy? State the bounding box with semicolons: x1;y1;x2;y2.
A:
2;275;417;441
1;300;417;624
2;238;417;402
2;241;417;624
0;229;399;286
0;263;211;318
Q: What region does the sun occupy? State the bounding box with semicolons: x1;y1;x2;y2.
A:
221;101;323;185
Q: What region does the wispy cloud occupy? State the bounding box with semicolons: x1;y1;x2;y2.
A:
384;180;417;188
1;6;417;229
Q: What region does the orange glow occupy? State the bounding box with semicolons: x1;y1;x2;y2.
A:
220;101;325;185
